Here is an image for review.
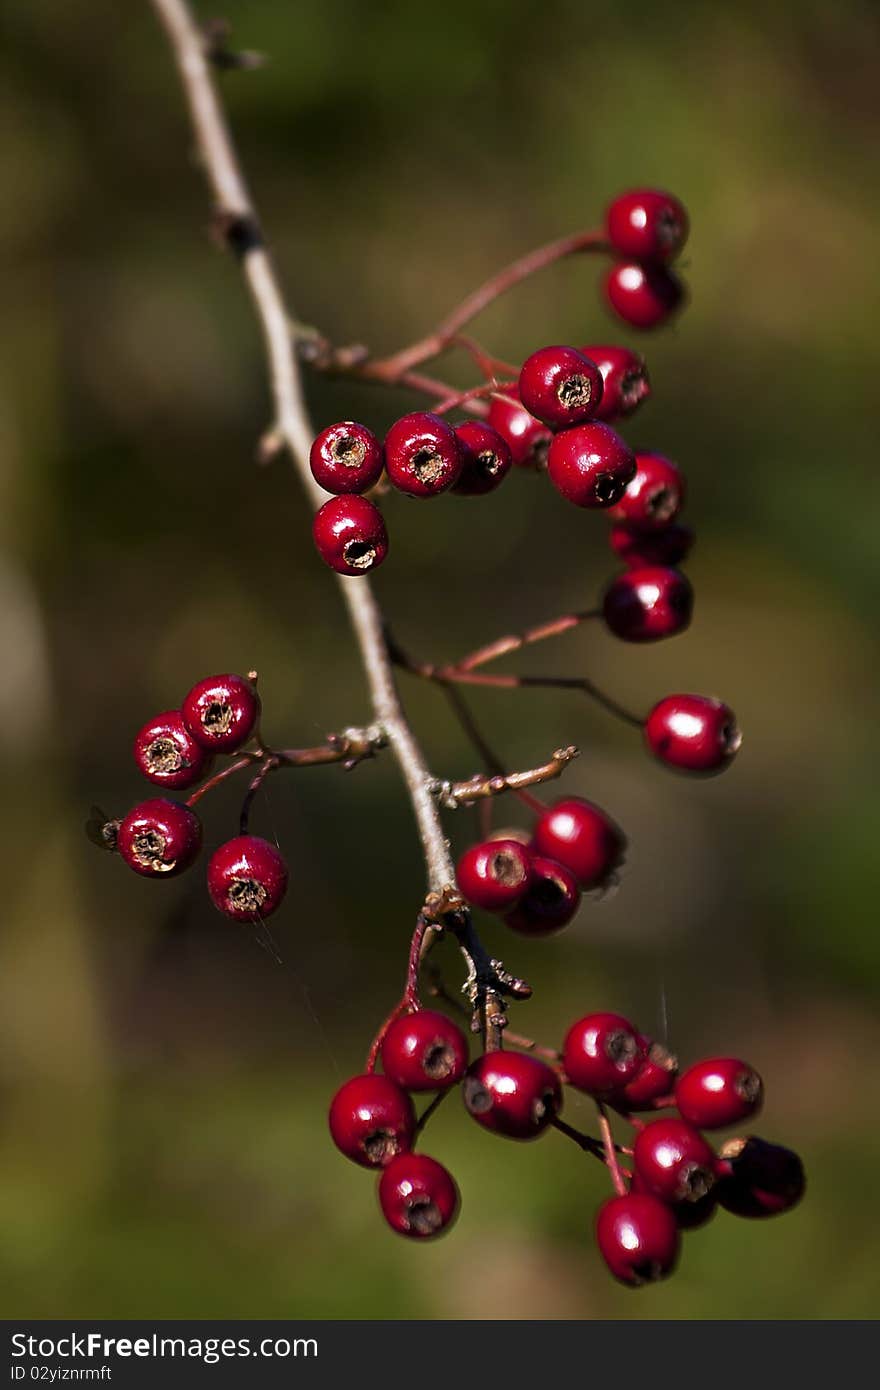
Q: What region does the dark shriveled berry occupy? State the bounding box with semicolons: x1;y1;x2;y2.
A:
504;856;580;936
518;345;604;429
378;1153;459;1239
676;1057;763;1131
384;412;462;497
531;796;626;890
547;422;636;509
645;695;741;773
562;1012;645;1097
463;1051;562;1140
580;344;651;422
308;420;384;494
456;838;533;913
716;1137;805;1218
596;1193;680;1287
182;673;260;754
312;495;389;576
328;1074;415;1169
602;566;693;642
380;1009;469;1092
206;835;288;921
133;710;213;791
606;188;689;264
117;798;202;877
604;262;685;331
634;1118;716;1204
452;420;513;496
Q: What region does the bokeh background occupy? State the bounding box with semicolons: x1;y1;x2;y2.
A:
1;0;878;1320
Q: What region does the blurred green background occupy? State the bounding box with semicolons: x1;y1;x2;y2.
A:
1;0;878;1320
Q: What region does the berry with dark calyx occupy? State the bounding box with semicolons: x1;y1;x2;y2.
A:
182;673;260;754
312;494;388;576
618;1039;679;1110
610;522;694;569
117;798;202;878
676;1057;763;1131
602;566;693;643
463;1051;562;1140
378;1153;460;1239
716;1137;805;1219
133;709;213;791
380;1009;468;1092
562;1012;645;1097
328;1074;416;1169
452;420;513;496
606;188;689;264
206;835;288;921
580;344;651;422
384;411;462;497
486;386;551;469
518;345;604;429
604;262;685;330
608;452;685;532
531;796;626;890
504;856;580;936
456;838;533;913
596;1193;680;1287
547;422;636;509
634;1118;716;1204
309;420;384;495
645;695;741;774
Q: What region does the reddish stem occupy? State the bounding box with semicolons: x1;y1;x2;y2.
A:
597;1102;628;1197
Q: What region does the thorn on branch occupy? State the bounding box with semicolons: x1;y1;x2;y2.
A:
428;744;580;808
202;19;267;71
209;208;263;258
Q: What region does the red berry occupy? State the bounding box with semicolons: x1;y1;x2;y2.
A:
463;1051;562;1140
206;834;288;921
117;798;202;878
675;1058;763;1131
716;1137;805;1219
504;856;580;936
562;1012;644;1097
133;709;213;790
580;344;651;422
604;262;684;330
633;1118;716;1204
609;522;694;569
602;566;693;642
182;673;260;754
606;189;689;264
645;694;741;773
531;796;626;890
618;1039;679;1110
328;1074;415;1169
547;422;636;509
673;1187;718;1232
456;838;533;913
451;420;513;496
380;1009;468;1092
312;495;389;576
518;345;604;429
384;411;462;497
378;1152;459;1239
486;386;551;469
309;420;384;494
608;452;685;532
596;1193;680;1287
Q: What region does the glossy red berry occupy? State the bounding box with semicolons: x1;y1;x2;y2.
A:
328;1074;416;1169
451;420;513;496
378;1153;460;1239
596;1193;680;1287
645;694;741;773
504;856;580;936
312;495;388;576
486;386;551;469
606;189;689;264
716;1137;805;1219
117;798;202;878
547;422;636;509
182;673;260;754
633;1118;716;1204
602;566;693;642
531;796;626;890
604;262;684;330
384;411;462;497
618;1039;679;1110
675;1058;763;1131
380;1009;468;1092
463;1051;562;1140
456;838;533;913
580;344;651;422
133;710;213;790
562;1012;644;1097
206;834;288;921
609;522;694;570
608;452;685;532
518;345;604;429
308;420;384;494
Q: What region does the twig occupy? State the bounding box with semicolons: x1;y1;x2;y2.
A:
429;745;579;809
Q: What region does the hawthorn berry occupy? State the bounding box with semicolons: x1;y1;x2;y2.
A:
309;420;384;494
580;344;651;422
518;345;604;429
462;1051;562;1140
645;694;741;773
606;189;689;264
604;262;684;330
602;566;693;642
609;522;694;569
452;419;513;496
504;856;580;936
563;1012;644;1097
596;1193;680;1287
456;838;533;913
380;1009;468;1092
117;798;202;878
633;1118;716;1204
182;673;260;754
608;452;685;532
328;1074;416;1169
384;411;462;497
618;1039;679;1110
547;422;636;509
486;386;551;468
206;834;288;921
531;796;625;890
133;709;212;791
676;1057;763;1131
716;1137;805;1219
673;1187;718;1232
378;1153;460;1239
312;494;389;576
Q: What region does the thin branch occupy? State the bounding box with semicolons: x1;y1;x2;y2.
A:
429;745;579;809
